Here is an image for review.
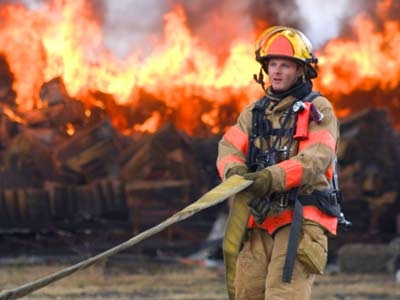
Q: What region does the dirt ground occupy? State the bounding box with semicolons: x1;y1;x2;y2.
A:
1;255;400;300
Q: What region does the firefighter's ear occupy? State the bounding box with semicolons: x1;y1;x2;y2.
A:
296;64;306;81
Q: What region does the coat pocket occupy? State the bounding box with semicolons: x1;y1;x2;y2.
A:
297;223;328;274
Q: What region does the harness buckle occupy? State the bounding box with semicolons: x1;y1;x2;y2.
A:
270;192;290;213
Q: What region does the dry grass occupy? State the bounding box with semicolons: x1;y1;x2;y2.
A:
1;257;400;300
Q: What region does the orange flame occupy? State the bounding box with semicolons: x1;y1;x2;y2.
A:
317;15;400;94
315;7;400;124
65;122;75;136
0;1;399;135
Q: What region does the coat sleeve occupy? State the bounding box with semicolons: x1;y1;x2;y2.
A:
216;104;254;179
267;96;339;194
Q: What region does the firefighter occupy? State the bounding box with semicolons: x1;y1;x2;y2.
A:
217;26;342;300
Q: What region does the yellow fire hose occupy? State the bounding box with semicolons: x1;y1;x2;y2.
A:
0;175;252;300
223;188;252;300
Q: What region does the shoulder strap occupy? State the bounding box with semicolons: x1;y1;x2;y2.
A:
302;91;321;102
252;96;270;138
247;96;270;167
253;95;270;111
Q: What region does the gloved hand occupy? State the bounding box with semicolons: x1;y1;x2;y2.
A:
226;165;248;179
243;169;273;224
243;169;272;198
247;197;270;224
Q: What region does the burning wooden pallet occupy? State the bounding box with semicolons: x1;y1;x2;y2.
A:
0;94;219;242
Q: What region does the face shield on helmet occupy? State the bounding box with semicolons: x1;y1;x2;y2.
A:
254;26;318;79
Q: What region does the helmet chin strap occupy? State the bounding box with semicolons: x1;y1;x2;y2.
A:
253;67;266;91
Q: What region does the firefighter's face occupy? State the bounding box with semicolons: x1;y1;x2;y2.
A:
266;58;303;92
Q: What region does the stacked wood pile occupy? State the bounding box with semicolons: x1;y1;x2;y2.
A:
0;52;399;250
329;108;400;265
337;108;400;236
0;117;219;239
0;55;220;241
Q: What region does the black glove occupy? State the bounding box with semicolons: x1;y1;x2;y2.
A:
226;165;248;179
243;169;272;198
247;196;270;224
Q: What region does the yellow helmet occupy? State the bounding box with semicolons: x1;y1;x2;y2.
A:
255;26;318;79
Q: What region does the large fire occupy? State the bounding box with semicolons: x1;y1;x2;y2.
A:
0;0;399;137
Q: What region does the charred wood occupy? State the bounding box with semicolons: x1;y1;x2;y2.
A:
1;129;55;188
0;106;20;150
119;123;205;200
337;108;400;235
0;54;16;107
53;119;122;181
0;188;51;229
